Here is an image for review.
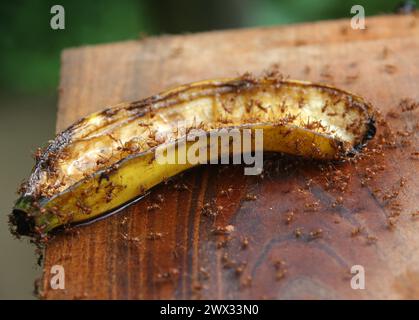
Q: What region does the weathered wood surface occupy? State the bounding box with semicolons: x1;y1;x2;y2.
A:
42;14;419;299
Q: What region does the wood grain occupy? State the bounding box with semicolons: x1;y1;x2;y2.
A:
42;14;419;299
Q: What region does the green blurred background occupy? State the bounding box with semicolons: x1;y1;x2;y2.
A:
0;0;408;299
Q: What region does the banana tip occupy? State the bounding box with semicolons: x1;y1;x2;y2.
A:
9;196;36;237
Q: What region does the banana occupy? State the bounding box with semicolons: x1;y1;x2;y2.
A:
10;75;376;239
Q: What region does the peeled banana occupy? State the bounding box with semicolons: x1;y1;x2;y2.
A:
10;75;376;239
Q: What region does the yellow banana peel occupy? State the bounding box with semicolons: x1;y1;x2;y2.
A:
10;75;376;239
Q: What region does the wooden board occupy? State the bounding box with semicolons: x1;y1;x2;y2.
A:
42;14;419;299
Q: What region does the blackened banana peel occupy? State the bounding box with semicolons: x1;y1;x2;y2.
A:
10;75;376;240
